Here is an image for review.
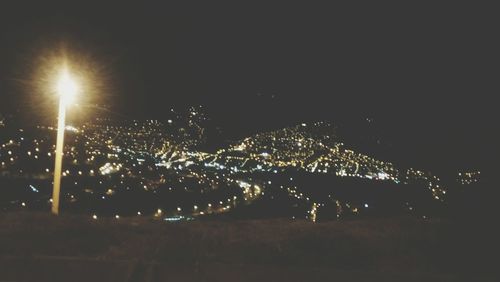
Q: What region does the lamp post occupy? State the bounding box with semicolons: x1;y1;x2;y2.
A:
51;67;78;215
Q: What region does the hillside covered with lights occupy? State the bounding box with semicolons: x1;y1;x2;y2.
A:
0;107;468;221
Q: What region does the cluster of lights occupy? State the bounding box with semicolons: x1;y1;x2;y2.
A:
1;114;450;219
457;171;481;185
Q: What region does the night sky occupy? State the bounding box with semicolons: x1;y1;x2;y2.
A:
0;2;497;172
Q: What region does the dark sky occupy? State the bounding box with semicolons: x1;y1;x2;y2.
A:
0;2;497;172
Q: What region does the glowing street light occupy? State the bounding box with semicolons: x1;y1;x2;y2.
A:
51;67;79;215
57;69;78;105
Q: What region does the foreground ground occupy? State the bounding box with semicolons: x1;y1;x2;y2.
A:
0;212;496;281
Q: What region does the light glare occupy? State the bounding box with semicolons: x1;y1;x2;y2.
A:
57;68;78;104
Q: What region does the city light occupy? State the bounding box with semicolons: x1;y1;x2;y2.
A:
51;65;80;215
2;108;452;221
56;68;79;105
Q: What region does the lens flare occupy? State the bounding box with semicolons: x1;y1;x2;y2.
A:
56;68;79;105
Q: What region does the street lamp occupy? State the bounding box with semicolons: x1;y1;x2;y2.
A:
51;67;79;215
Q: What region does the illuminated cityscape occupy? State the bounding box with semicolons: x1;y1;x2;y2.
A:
0;108;477;222
0;2;496;281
